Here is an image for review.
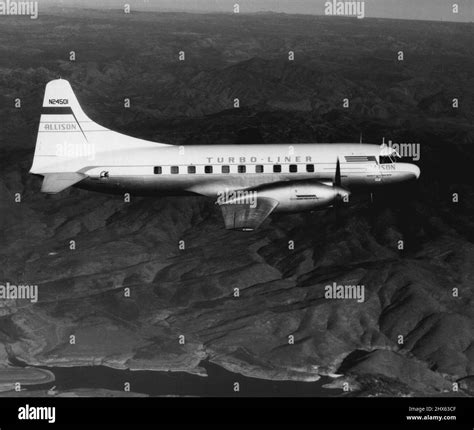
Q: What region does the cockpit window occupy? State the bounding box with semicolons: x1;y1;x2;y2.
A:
379;144;401;164
379;156;395;164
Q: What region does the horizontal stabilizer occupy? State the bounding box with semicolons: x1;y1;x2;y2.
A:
41;173;86;194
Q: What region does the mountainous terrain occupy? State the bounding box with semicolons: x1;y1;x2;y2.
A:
0;9;473;396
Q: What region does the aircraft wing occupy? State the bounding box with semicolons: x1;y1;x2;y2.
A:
218;197;279;231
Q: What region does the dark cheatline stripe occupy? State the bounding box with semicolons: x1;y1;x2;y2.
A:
41;107;74;115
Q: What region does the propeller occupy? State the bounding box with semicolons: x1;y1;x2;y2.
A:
334;157;349;200
335;156;341;188
333;157;350;223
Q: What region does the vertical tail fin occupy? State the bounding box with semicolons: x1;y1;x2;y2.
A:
30;79;98;178
30;79;170;193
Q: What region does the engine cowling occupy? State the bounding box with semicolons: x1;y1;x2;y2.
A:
221;181;350;213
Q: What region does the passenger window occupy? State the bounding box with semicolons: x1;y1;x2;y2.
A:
273;165;282;173
306;164;314;173
171;166;179;174
289;164;297;173
205;165;213;174
154;166;162;174
221;165;230;174
255;165;264;173
187;166;196;174
238;165;246;173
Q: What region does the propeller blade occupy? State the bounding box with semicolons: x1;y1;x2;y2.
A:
335;157;341;187
332;158;351;225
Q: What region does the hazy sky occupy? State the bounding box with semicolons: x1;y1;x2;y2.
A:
44;0;473;22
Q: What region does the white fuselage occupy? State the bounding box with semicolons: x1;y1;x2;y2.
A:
73;143;420;197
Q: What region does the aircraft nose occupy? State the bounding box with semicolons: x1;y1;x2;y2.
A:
410;164;421;180
400;163;420;180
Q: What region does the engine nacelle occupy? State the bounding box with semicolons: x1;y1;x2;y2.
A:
261;181;349;212
221;181;350;213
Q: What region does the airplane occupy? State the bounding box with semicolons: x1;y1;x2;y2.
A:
30;79;420;231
